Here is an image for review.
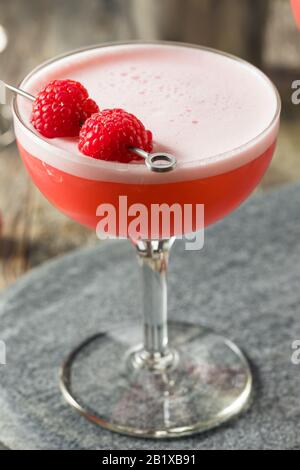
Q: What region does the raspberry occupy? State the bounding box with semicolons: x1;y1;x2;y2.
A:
31;79;99;138
78;109;153;163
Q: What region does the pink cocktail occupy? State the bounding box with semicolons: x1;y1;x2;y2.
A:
14;44;279;238
13;43;281;437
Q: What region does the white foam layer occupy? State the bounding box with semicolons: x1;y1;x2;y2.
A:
14;43;280;183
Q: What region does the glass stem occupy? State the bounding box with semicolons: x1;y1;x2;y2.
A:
132;238;176;371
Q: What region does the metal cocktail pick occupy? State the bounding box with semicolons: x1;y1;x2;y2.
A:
1;80;177;173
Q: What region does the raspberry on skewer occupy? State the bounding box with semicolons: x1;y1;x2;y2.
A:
31;79;99;138
1;80;177;172
78;109;153;164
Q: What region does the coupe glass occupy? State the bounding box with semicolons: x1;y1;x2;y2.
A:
12;42;281;438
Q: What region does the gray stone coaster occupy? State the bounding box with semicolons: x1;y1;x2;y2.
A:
0;184;300;449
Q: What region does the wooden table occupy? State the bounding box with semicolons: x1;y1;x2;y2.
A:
0;142;97;290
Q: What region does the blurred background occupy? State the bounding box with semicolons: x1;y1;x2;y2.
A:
0;0;299;288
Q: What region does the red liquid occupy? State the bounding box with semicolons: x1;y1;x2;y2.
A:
18;141;276;238
291;0;300;28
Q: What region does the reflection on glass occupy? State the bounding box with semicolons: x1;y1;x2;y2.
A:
0;25;14;151
0;25;8;53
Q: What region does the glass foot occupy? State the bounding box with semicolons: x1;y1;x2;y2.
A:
60;321;252;438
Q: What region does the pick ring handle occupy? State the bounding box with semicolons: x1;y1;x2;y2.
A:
145;152;177;173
